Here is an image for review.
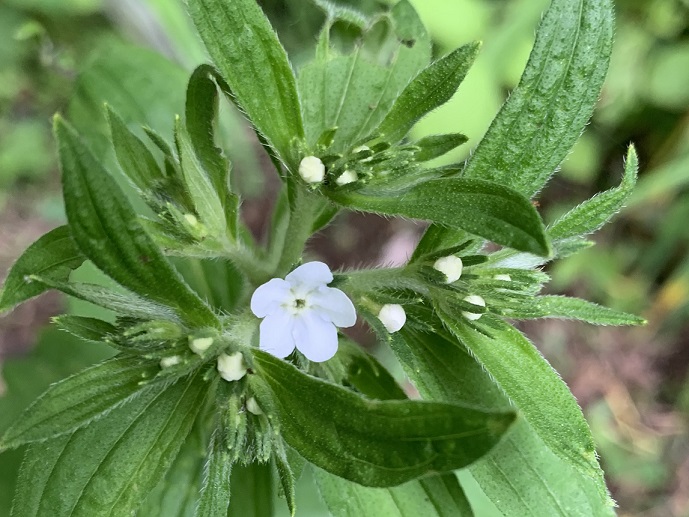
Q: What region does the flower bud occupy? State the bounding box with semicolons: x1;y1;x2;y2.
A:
159;355;182;369
246;397;263;415
217;352;247;382
462;295;486;321
336;169;358;186
494;274;512;282
189;336;214;356
378;304;406;333
433;255;463;283
299;156;325;183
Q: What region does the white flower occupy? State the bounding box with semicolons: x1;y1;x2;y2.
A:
250;261;356;362
217;351;247;382
433;256;463;283
336;169;358;186
378;304;406;333
299;156;325;183
462;295;486;321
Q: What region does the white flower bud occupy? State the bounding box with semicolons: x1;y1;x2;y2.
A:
494;274;512;282
299;156;325;183
336;169;358;186
433;256;463;283
159;355;182;368
217;352;247;382
189;337;214;356
246;397;263;415
378;304;406;333
462;295;486;321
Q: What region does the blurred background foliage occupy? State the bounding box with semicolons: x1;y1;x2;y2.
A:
1;0;688;515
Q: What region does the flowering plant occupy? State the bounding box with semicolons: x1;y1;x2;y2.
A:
0;0;644;515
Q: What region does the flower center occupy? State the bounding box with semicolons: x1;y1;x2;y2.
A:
294;298;306;309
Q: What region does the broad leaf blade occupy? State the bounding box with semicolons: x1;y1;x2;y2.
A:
186;0;304;167
250;350;515;487
227;463;274;517
0;226;84;314
462;0;614;198
54;116;219;329
331;178;550;256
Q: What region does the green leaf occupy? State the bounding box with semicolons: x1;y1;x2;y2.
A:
414;133;469;162
0;357;158;451
186;0;304;167
461;0;613;198
11;371;210;517
53;315;117;342
314;468;473;517
330;178;550;256
438;313;609;500
196;429;232;517
389;327;614;516
501;295;647;325
548;145;638;240
0;226;84;314
227;462;274;517
274;448;296;517
299;0;431;152
376;42;480;143
250;350;515;487
54;116;219;329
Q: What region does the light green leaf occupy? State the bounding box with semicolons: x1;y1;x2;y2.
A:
195;429;232;517
439;313;609;500
250;350;515;487
330;178;550;256
376;42;480;143
0;226;84;314
11;371;209;517
462;0;613;198
549;145;638;240
501;295;646;325
414;133;469;162
186;0;304;167
54;116;219;329
0;357;158;451
227;462;274;517
52;315;117;343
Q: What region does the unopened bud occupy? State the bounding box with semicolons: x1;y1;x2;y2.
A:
217;352;248;382
433;256;463;283
494;274;512;282
159;355;182;369
299;156;325;183
336;169;358;186
189;337;214;356
378;304;406;333
246;397;263;415
462;295;486;321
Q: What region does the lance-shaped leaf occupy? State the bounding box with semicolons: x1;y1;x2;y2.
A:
196;429;233;517
227;462;274;517
414;133;469;162
11;371;209;517
461;0;614;198
548;145;638;240
0;226;84;314
330;178;550;256
439;312;609;500
186;0;304;167
500;295;646;325
53;315;117;343
249;350;515;487
0;357;159;451
54;116;219;329
376;42;480;143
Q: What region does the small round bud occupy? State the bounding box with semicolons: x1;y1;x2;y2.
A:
494;274;512;282
217;352;247;382
159;355;182;369
433;256;463;283
189;337;214;356
336;169;358;186
378;304;406;333
246;397;263;415
299;156;325;183
462;295;486;321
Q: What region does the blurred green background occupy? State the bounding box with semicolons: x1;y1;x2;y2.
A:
1;0;688;515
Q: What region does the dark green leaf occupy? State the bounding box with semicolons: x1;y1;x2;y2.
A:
415;133;469;162
11;371;209;517
0;226;84;314
54;116;219;329
250;350;515;487
186;0;304;167
196;429;232;517
53;315;117;342
461;0;614;198
548;145;638;240
274;447;296;517
375;42;480;143
227;462;274;517
0;357;158;451
331;178;550;256
502;295;646;325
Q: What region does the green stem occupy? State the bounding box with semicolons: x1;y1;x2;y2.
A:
274;187;320;277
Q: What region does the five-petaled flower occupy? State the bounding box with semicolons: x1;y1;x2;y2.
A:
250;262;356;362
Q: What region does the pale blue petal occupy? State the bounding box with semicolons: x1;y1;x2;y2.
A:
310;286;357;327
285;261;333;288
251;278;291;317
259;310;296;358
293;310;339;362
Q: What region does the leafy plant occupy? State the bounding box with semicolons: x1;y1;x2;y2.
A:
0;0;646;515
